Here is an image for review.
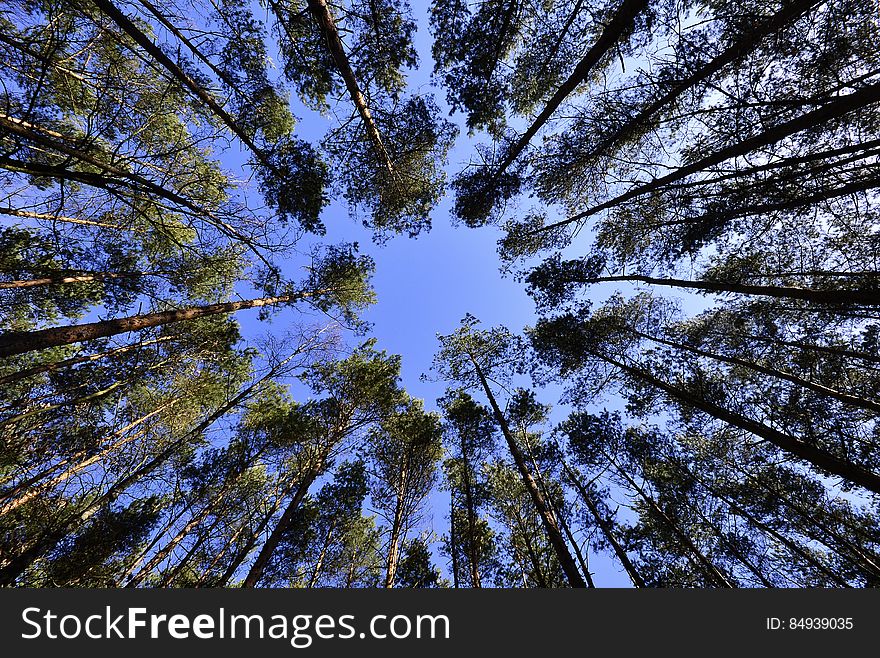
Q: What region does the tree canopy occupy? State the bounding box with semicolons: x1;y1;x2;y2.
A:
2;0;878;588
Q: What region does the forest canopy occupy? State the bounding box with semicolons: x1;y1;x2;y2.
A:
1;0;879;588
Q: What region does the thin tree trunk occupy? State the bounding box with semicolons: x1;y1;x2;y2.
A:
723;332;880;366
606;454;735;587
728;461;880;580
384;466;409;588
212;483;293;587
282;0;394;174
0;291;320;358
636;330;880;414
561;457;646;587
556;504;595;587
0;335;174;388
676;459;854;587
162;514;228;586
0;115;225;222
0;423;187;584
458;449;482;587
242;463;324;588
596;351;880;495
0;271;154;290
89;0;270;168
449;492;460;588
471;356;586;587
520;431;594;587
581;0;822;162
535;80;880;233
564;273;880;306
509;505;548;587
0;402;169;509
115;502;191;586
0;205;131;230
493;0;650;179
307;524;335;588
680;493;776;588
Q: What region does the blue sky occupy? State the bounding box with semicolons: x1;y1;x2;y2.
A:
226;0;638;586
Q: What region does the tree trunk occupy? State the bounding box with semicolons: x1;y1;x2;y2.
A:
307;524;335;588
384;465;409;588
636;329;880;413
0;271;154;290
458;449;482;587
493;0;650;179
582;0;822;162
561;457;646;587
294;0;394;174
597;351;880;495
115;503;190;587
537;80;880;233
675;459;853;587
212;483;293;587
90;0;270;168
242;462;324;588
0;335;174;388
0;205;130;230
568;273;880;306
471;357;586;587
449;493;460;588
520;432;594;587
0;292;316;358
606;454;735;587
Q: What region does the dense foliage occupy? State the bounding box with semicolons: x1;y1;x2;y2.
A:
1;0;877;587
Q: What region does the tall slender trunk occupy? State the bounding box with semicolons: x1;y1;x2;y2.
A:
471;356;586;587
0;291;320;358
581;0;822;162
0;335;175;388
127;489;233;588
307;523;336;588
212;482;294;587
242;461;325;588
561;458;646;587
606;453;735;587
511;505;549;587
0;426;149;517
635;329;880;414
163;514;228;586
564;273;880;306
723;332;880;366
449;493;460;588
520;431;594;587
0;426;185;584
555;503;595;587
535;80;880;234
0;271;154;290
0;398;174;516
458;448;482;587
115;503;191;587
0;114;225;223
295;0;393;174
595;351;880;494
0;402;167;506
384;462;409;588
0;205;131;230
89;0;270;169
0;379;127;429
680;492;776;588
1;360;286;581
727;461;880;580
676;459;853;587
493;0;650;179
3;351;278;516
